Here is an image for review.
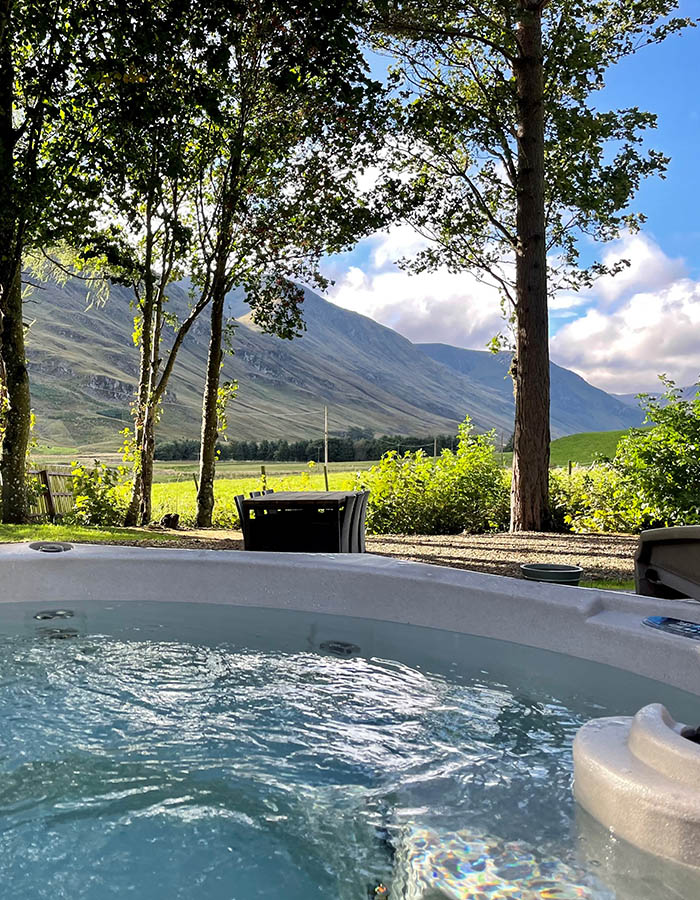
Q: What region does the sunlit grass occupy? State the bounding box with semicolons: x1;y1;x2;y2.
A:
0;524;174;544
150;470;356;526
580;578;635;592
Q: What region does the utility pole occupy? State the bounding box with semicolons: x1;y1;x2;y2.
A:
323;405;329;491
433;437;437;458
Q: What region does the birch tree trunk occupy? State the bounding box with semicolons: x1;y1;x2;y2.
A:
124;278;155;526
138;412;155;524
196;283;225;527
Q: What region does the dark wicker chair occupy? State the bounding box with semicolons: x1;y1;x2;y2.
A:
234;494;249;545
348;490;369;552
340;494;357;552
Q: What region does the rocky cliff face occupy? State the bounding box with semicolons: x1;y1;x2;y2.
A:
82;374;134;402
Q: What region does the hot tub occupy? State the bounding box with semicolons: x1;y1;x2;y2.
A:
0;542;698;899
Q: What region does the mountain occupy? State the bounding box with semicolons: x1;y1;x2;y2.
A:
614;385;698;407
26;280;643;450
417;343;645;437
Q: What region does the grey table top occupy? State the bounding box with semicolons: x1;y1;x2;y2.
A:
242;491;358;507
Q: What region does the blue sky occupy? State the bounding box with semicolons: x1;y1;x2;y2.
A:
324;7;700;394
600;5;700;272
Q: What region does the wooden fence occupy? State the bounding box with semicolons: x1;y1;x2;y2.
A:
28;467;75;522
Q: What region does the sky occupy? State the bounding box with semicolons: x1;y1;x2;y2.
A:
322;5;700;396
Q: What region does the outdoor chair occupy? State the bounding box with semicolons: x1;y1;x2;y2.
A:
236;490;368;553
234;494;249;545
339;493;357;552
348;490;369;552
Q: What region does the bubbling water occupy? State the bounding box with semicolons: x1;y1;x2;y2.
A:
0;633;679;898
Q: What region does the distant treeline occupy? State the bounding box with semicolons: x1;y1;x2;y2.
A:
156;429;460;463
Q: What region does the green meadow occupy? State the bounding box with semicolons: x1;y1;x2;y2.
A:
548;429;633;467
150;470;356;526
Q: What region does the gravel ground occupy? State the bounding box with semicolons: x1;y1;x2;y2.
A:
366;531;638;581
99;528;638;583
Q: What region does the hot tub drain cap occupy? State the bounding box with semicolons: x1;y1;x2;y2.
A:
28;541;73;553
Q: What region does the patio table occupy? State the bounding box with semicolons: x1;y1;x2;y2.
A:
240;491;363;553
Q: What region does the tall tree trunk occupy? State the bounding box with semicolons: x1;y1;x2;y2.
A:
196;283;225;527
124;209;156;527
0;263;30;523
124;427;143;526
137;411;155;524
124;309;154;526
510;2;551;533
0;11;30;524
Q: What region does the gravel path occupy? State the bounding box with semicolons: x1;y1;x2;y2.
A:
100;528;638;583
366;531;637;581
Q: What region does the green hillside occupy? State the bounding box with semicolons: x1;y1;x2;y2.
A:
418;343;643;437
499;428;649;468
26;279;645;452
550;429;635;467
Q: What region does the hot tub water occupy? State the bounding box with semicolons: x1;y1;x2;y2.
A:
0;612;697;900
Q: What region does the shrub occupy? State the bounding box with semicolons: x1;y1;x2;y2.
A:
549;465;641;534
610;380;700;528
68;461;127;526
352;419;509;535
548;380;700;533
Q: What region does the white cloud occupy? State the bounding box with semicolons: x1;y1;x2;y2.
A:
549;233;698;392
369;224;432;270
550;293;589;311
327;232;504;349
587;232;687;304
326;226;700;394
551;277;700;393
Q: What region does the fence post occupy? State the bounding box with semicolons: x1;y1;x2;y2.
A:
260;465;267;490
568;460;573;478
39;470;57;522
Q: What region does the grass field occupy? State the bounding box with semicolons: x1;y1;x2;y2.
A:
548;429;632;467
152;458;378;483
505;427;646;469
30;449;380;483
151;470;357;525
33;426;645;496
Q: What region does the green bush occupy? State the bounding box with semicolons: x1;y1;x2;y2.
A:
549;465;641;533
549;380;700;534
610;380;700;528
68;461;127;526
352;419;509;535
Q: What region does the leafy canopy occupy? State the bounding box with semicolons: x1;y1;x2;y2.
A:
0;0;106;267
187;0;389;337
373;0;694;322
551;379;700;533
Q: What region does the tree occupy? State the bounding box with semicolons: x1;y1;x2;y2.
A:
373;0;694;530
0;1;98;521
75;0;223;526
191;0;387;526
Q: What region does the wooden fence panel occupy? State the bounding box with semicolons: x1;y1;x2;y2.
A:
28;467;76;522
